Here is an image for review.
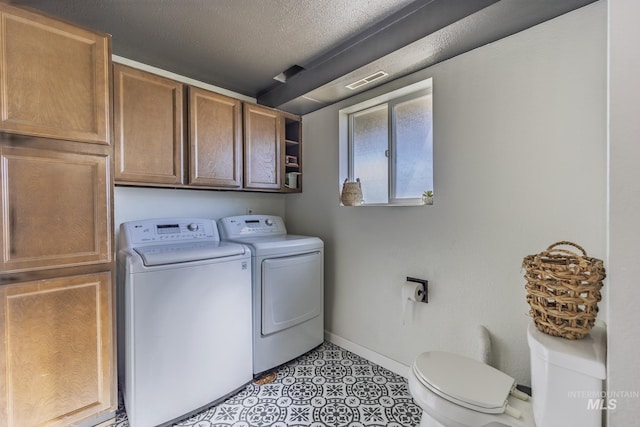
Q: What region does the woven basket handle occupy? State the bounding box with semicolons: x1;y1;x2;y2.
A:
546;241;588;257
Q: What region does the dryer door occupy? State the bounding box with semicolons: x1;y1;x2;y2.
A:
261;251;323;336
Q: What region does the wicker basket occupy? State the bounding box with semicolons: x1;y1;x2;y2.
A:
522;241;605;340
340;178;363;206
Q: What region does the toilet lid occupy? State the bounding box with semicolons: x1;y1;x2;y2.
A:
413;351;515;414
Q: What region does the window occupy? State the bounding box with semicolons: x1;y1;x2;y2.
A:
343;81;433;206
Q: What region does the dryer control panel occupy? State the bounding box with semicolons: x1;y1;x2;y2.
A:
218;215;286;238
121;218;219;246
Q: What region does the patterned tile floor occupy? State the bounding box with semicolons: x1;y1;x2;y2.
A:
109;341;422;427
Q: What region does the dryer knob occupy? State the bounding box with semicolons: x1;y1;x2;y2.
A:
265;219;274;226
187;223;199;232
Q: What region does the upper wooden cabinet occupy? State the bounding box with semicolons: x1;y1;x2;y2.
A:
0;272;115;427
0;3;111;145
243;103;281;190
113;64;184;185
188;87;242;188
0;144;111;274
113;66;302;193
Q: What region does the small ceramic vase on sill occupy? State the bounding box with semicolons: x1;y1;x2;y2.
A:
422;191;434;205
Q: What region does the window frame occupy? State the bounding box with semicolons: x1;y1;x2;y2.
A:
347;87;432;206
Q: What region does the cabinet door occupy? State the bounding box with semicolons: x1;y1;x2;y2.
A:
0;3;110;145
113;64;184;184
188;87;242;188
0;145;111;273
0;272;115;427
243;104;281;190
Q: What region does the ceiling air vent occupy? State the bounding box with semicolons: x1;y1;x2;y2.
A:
345;71;389;90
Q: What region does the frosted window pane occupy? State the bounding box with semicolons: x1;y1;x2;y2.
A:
353;106;388;204
393;94;433;199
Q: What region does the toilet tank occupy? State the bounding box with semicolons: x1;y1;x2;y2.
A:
527;322;606;427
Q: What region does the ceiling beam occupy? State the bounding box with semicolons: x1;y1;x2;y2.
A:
257;0;500;108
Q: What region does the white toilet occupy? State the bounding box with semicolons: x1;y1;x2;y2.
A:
408;322;606;427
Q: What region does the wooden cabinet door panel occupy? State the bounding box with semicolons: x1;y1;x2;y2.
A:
188;87;242;188
113;64;184;184
0;4;110;145
0;272;114;427
243;104;281;190
0;145;111;273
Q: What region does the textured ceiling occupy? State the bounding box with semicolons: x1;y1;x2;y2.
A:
11;0;597;115
11;0;416;96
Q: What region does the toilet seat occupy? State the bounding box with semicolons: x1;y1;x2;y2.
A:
412;351;516;415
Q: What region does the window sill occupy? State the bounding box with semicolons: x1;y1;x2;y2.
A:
341;200;431;207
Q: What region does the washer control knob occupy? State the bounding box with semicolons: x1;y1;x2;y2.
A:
265;219;274;226
187;223;199;232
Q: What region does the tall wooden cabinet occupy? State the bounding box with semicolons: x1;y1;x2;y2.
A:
0;4;115;427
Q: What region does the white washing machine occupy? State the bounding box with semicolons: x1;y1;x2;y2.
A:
218;215;324;375
117;218;252;427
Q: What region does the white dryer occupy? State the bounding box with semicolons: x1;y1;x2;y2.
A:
218;215;324;375
117;218;252;427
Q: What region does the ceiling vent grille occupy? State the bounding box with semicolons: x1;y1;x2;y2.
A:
346;71;389;90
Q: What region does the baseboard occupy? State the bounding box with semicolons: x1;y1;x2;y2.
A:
324;330;410;379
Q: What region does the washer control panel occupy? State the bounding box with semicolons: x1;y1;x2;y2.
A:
122;218;219;245
218;215;286;238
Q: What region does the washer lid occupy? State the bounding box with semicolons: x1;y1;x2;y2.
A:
134;241;246;266
413;351;515;414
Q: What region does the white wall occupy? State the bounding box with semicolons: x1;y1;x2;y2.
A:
115;187;285;239
286;1;607;386
607;0;640;424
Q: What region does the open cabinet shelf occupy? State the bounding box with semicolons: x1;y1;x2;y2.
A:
283;114;302;192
